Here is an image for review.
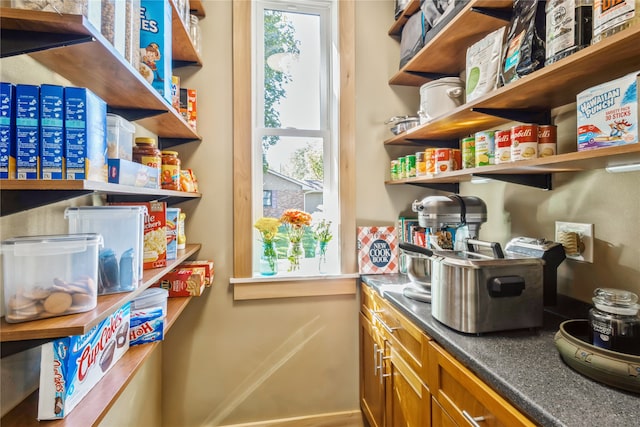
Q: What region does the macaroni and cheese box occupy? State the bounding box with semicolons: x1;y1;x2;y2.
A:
152;267;206;297
0;82;15;179
179;260;215;287
115;201;167;269
15;84;39;179
577;71;640;151
40;84;65;180
38;303;130;420
140;0;172;103
64;87;107;181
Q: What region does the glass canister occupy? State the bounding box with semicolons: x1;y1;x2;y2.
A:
190;14;202;54
589;288;640;355
161;150;181;190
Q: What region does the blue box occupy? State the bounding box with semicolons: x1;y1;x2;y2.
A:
140;0;172;104
15;84;39;179
65;87;107;181
0;82;15;179
107;158;160;188
166;207;180;260
40;84;65;180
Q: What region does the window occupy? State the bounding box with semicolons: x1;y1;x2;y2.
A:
232;0;355;280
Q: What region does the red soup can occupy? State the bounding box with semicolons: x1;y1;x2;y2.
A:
538;125;557;157
495;130;511;164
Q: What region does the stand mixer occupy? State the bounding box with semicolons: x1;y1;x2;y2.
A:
401;195;488;302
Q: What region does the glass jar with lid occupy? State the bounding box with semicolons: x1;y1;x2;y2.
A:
589;288;640;355
190;14;201;54
161;150;181;190
133;137;161;174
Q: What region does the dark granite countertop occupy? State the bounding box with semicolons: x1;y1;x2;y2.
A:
361;274;640;427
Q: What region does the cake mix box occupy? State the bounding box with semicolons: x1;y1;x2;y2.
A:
39;84;65;180
152;267;206;296
0;82;15;179
38;303;130;420
140;0;172;103
577;71;639;151
15;84;39;179
64;87;107;181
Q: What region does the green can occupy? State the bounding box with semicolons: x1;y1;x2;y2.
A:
390;160;399;180
405;154;416;178
462;137;475;169
398;156;406;179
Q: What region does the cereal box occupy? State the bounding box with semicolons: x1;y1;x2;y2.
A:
38;303;130;420
39;84;65;180
0;82;15;179
357;226;399;274
15;84;39;179
577;71;639;151
187;88;197;131
179;260;215;287
153;267;206;297
165;207;180;260
64;87;107;181
140;0;172;103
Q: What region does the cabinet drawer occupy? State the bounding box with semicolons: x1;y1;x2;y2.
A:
432;396;457;427
429;342;536;427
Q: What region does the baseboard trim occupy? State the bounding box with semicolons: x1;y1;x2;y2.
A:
218;410;365;427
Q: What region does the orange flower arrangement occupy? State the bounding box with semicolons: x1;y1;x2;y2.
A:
279;209;312;242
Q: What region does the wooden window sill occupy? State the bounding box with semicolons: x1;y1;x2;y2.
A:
230;274;360;300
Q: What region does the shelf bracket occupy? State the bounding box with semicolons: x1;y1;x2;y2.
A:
408;182;459;193
474;173;552;190
403;70;459;81
2;338;52;359
0;29;94;58
107;107;167;122
471;108;552;125
173;59;201;68
159;137;201;149
470;7;513;22
402;138;459;148
1;189;93;217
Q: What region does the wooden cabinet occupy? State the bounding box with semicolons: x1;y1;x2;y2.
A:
359;282;535;427
386;0;640;191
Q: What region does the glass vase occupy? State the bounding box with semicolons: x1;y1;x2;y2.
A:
316;241;328;274
259;241;278;276
287;240;303;272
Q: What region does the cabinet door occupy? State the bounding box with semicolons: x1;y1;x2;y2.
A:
360;312;385;427
386;343;430;427
432;396;457;427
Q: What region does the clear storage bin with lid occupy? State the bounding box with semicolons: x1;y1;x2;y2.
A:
106;113;135;161
1;233;103;323
65;206;146;295
130;287;168;346
589;288;640;355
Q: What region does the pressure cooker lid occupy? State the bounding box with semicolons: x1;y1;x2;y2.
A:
420;77;463;90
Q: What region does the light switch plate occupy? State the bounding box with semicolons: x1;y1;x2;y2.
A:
555;221;594;263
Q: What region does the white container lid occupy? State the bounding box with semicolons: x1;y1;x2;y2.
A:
64;205;148;219
420;77;463;91
132;287;168;310
1;233;103;255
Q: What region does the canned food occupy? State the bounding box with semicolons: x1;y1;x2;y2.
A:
398;157;406;179
461;137;475;169
511;124;538;161
475;131;495;166
494;130;511;164
538;125;557;157
390;160;399;180
405;154;416;178
416;151;426;176
452;149;461;171
425;148;436;174
434;148;453;174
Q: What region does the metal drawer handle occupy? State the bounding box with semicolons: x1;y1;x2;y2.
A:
462;410;485;427
371;312;400;334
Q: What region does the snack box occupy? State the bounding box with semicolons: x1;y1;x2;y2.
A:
140;0;172;103
166;207;180;260
65;206;146;295
15;84;39;179
64;87;107;181
38;303;130;420
1;233;102;323
577;70;639;151
108;158;160;189
179;260;215;287
0;82;15;179
114;201;167;269
39;84;65;180
130;287;168;346
152;266;206;297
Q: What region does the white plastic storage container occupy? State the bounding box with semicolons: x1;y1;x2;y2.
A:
106;113;135;161
130;287;168;346
1;233;103;323
65;206;145;295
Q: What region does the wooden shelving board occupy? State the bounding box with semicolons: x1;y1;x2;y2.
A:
0;8;201;140
0;295;194;427
171;0;203;65
189;0;206;18
0;244;201;342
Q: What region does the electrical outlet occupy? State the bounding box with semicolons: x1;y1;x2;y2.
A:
555;221;594;263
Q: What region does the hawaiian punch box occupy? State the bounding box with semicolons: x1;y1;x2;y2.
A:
0;82;15;179
15;84;39;179
40;84;65;180
65;87;107;181
140;0;172;103
38;303;130;420
577;71;639;151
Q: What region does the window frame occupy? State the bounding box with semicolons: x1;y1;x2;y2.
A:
232;0;355;282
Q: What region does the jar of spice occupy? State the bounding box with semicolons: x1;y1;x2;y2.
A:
589;288;640;355
161;150;181;190
133;137;161;173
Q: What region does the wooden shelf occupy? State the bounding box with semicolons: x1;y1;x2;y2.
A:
171;0;203;66
389;0;513;86
189;0;206;18
0;244;201;343
0;295;194;427
0;8;201;140
386;144;640;186
388;0;421;37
